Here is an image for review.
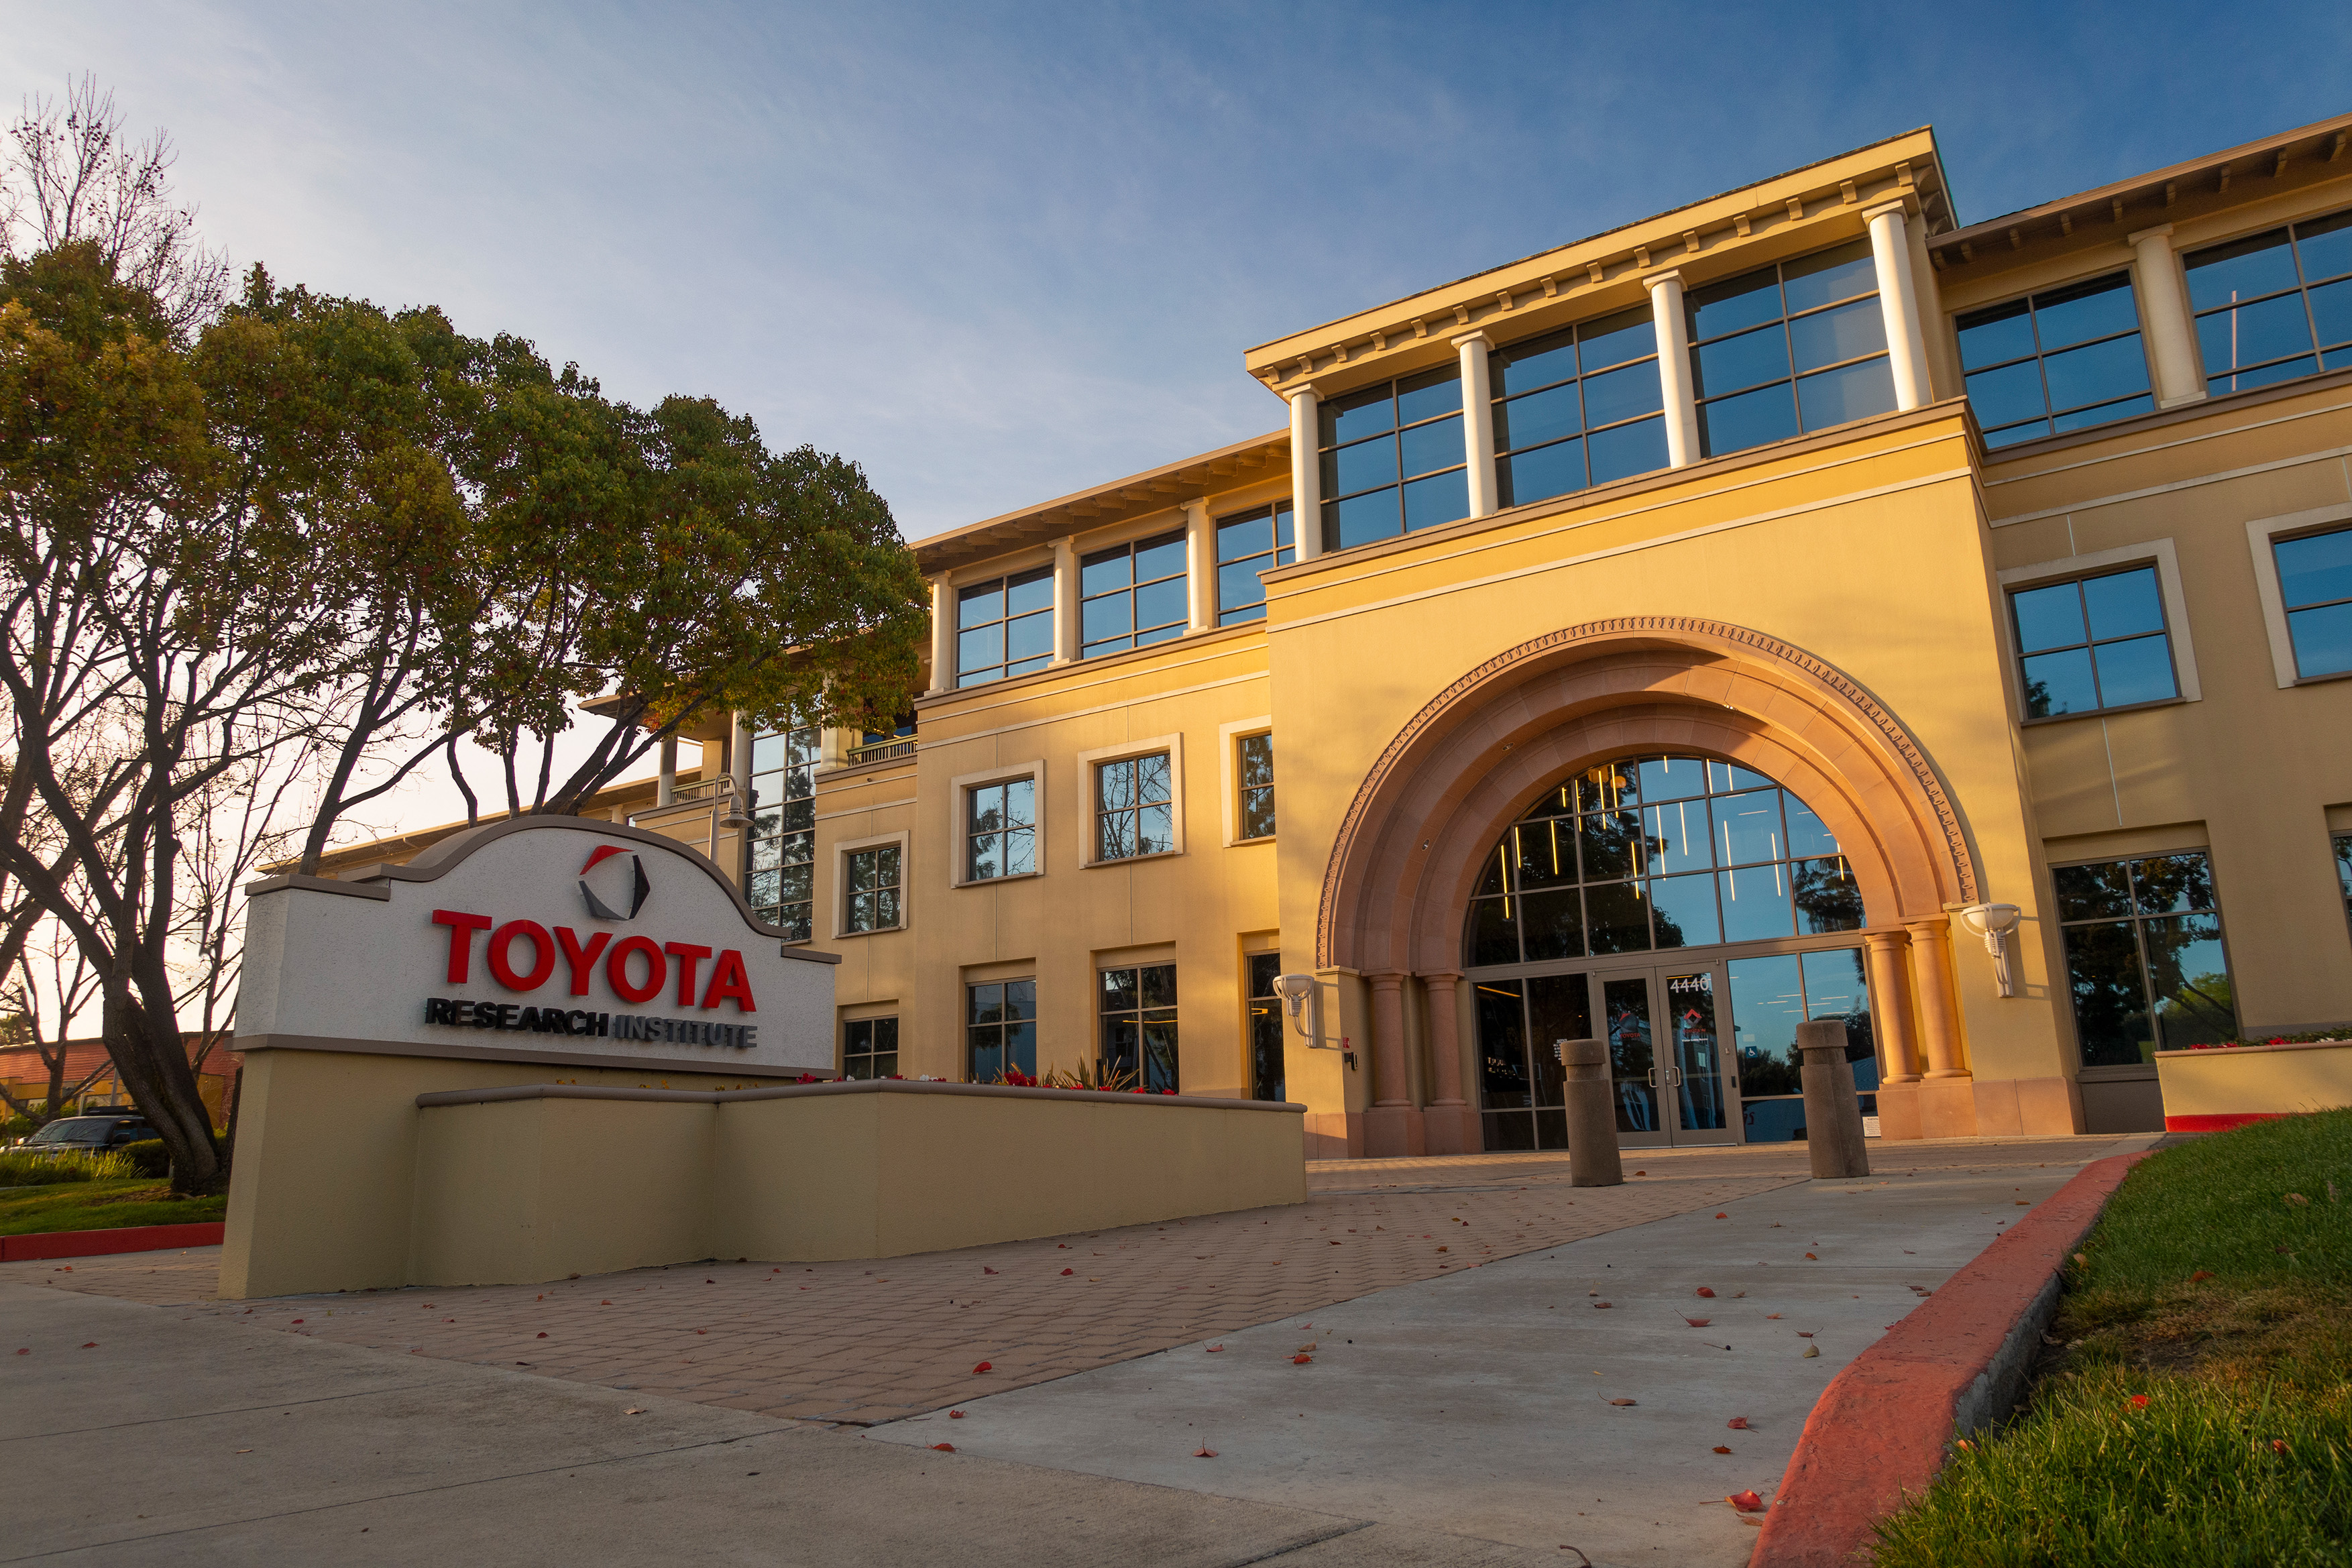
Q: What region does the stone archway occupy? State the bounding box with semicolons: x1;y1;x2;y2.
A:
1317;617;1982;1156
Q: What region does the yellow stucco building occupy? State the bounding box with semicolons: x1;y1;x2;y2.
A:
345;113;2352;1159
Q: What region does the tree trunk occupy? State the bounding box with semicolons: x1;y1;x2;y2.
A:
101;981;225;1195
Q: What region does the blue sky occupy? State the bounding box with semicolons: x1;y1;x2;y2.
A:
10;2;2349;545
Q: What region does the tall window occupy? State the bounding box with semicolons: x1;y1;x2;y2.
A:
2184;210;2352;395
843;1017;898;1079
1245;953;1285;1102
1082;530;1187;658
1956;273;2152;449
966;777;1036;881
1101;964;1178;1092
842;844;902;934
2335;833;2352;942
2010;566;2179;718
1689;239;1897;459
967;980;1035;1081
1465;755;1862;967
1725;950;1874;1143
1215;503;1294;625
1492;305;1669;507
958;567;1054;687
1236;733;1275;840
2274;525;2352;679
1095;752;1173;861
1319;367;1467;552
2054;852;2236;1066
748;725;819;940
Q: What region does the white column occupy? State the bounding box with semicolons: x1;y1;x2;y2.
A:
1050;536;1080;664
1644;270;1700;467
1180;498;1213;631
657;732;677;807
1864;201;1932;412
1288;389;1323;561
926;575;956;694
1452;331;1498;517
2129;224;2206;408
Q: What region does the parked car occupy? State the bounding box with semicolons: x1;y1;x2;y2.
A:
15;1115;158;1158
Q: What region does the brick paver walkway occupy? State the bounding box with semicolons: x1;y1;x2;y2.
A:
1;1137;2127;1426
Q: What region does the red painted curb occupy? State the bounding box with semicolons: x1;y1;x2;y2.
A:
2165;1112;2282;1132
0;1223;225;1262
1748;1151;2152;1567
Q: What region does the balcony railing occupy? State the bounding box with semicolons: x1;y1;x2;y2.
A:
847;738;917;765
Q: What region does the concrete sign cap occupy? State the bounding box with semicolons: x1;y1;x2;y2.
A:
235;818;839;1077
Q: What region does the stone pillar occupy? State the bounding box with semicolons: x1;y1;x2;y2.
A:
1362;970;1424;1158
1453;331;1499;518
1288;389;1323;562
1644;270;1700;467
1906;918;1967;1080
1864;201;1932;411
1180;498;1213;632
1420;971;1476;1155
927;575;956;695
1798;1019;1870;1179
1050;537;1079;665
1558;1038;1622;1186
2129;225;2206;408
656;732;677;807
1864;930;1920;1082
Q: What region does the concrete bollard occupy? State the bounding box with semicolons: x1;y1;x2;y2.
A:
1798;1019;1870;1179
1555;1038;1622;1188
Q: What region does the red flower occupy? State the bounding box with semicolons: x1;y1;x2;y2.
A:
972;1361;993;1374
2129;1394;2150;1409
1061;1268;1074;1276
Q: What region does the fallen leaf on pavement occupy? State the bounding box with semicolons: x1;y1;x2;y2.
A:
1726;1417;1751;1429
1685;1318;1712;1327
80;1342;96;1349
984;1267;999;1275
1716;1213;1728;1219
1061;1268;1074;1276
973;1361;993;1374
1729;1490;1765;1512
949;1410;965;1418
1193;1447;1217;1458
624;1408;645;1415
1805;1253;1819;1259
1695;1288;1716;1298
1765;1312;1783;1320
1714;1445;1732;1454
1292;1354;1313;1365
1606;1398;1636;1406
932;1443;955;1452
1206;1344;1225;1353
1802;1345;1820;1358
1297;1343;1317;1352
1592;1301;1613;1308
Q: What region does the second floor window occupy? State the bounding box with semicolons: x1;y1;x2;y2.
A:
958;567;1054;687
1958;272;2151;449
2010;566;2178;718
2275;524;2352;679
1237;733;1275;840
1320;367;1467;552
842;844;902;934
1492;305;1668;507
1689;239;1895;459
966;777;1036;881
748;725;820;941
1096;752;1173;860
2185;209;2352;396
1082;530;1188;657
1215;503;1294;624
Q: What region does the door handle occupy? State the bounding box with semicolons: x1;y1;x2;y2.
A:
1665;1066;1685;1088
1646;1066;1660;1089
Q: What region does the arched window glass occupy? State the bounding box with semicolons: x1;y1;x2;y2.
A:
1463;754;1863;967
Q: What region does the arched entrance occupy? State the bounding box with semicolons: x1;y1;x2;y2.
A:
1317;618;1979;1157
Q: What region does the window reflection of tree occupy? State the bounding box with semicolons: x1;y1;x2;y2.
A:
1792;856;1864;930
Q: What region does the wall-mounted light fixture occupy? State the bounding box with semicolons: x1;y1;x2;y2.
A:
1956;903;2023;997
1272;972;1339;1050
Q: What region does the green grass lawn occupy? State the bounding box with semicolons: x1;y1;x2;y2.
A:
0;1178;227;1238
1871;1110;2352;1567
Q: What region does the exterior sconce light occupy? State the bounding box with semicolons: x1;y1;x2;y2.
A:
717;777;754;834
1957;903;2024;997
1272;972;1337;1049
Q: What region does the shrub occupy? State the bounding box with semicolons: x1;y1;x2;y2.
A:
118;1139;171;1179
0;1149;136;1184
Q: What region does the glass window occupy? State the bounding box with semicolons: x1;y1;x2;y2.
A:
965;777;1036;881
1246;952;1285;1103
1081;529;1189;659
1318;366;1467;552
2009;565;2180;718
1095;751;1174;861
1470;972;1587;1151
956;566;1056;686
967;980;1036;1082
1725;948;1876;1142
2185;209;2352;396
2054;852;2236;1067
1491;305;1669;508
842;1017;898;1080
1463;754;1862;966
1215;502;1296;626
1101;964;1178;1093
1237;733;1275;840
1689;240;1897;459
1956;272;2153;449
2274;524;2352;679
842;844;902;934
747;724;820;940
2337;833;2352;944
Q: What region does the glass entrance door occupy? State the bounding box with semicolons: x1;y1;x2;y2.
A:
1600;964;1739;1147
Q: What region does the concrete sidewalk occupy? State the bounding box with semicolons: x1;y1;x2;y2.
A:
1;1135;2151;1565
